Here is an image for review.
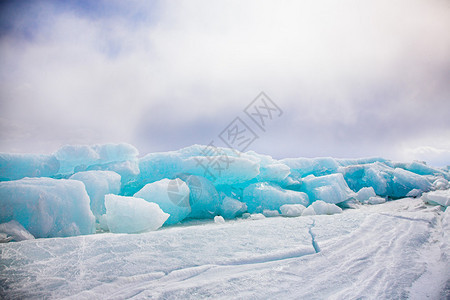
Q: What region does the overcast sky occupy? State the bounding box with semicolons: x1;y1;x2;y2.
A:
0;0;449;166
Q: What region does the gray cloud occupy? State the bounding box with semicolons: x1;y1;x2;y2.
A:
1;0;449;165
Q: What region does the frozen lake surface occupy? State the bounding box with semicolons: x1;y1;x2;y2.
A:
1;197;448;299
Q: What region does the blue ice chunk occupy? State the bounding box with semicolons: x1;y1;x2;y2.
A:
70;171;121;219
340;162;432;198
183;155;259;185
215;183;249;202
86;159;140;187
336;157;389;167
280;157;339;178
302;173;357;204
279;175;303;191
220;196;248;219
105;194;169;233
55;143;138;174
246;151;290;182
134;178;191;225
123;151;184;196
126;145;260;195
178;174;220;219
393;161;450;179
353;163;391;195
392;168;432;197
258;163;290;182
139;152;183;184
0;153;60;181
179;145;260;185
0;178;95;238
243;182;309;213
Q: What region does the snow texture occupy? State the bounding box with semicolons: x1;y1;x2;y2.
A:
1;197;448;299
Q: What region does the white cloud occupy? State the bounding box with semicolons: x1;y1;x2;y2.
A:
402;146;450;167
0;0;449;165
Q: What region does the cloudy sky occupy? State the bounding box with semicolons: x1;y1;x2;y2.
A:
0;0;449;165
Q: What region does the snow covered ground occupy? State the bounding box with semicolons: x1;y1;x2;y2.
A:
1;197;448;299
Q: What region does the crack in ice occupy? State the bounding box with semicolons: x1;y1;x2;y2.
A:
308;220;321;254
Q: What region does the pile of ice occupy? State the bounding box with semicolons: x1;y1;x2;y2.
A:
1;143;449;239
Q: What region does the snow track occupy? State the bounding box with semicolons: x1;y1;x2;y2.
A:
1;198;448;299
